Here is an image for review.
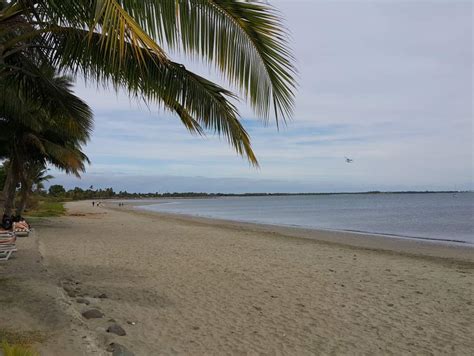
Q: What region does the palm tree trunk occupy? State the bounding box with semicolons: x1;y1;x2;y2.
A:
2;158;19;217
15;174;30;217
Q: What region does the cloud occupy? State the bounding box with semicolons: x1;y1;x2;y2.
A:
54;0;473;192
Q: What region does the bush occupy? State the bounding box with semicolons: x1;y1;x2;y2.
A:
1;340;38;356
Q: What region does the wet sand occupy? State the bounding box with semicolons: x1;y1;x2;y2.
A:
1;200;473;355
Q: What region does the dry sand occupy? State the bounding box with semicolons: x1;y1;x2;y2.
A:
1;200;473;355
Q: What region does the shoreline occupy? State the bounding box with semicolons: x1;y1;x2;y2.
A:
119;203;474;263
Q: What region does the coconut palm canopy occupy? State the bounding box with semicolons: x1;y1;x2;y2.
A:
0;63;92;215
0;0;296;165
0;63;92;176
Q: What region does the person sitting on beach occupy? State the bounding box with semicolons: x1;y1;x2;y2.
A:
1;215;12;230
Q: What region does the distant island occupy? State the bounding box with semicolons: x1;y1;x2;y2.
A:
46;185;471;200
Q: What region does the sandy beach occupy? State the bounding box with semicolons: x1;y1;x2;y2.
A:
1;200;473;355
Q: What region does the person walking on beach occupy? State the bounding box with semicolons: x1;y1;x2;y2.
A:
92;201;95;207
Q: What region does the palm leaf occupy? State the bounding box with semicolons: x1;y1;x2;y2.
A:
48;26;258;164
118;0;297;123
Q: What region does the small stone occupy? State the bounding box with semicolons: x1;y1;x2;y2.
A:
107;323;126;336
66;290;78;297
192;326;199;330
82;309;104;319
107;343;134;356
76;298;90;305
126;321;136;325
96;293;108;299
387;303;394;307
63;285;76;295
253;306;262;311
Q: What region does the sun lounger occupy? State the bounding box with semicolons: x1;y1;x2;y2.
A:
0;235;17;261
0;246;17;261
0;230;13;238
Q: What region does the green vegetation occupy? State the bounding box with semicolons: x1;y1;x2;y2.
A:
38;185;469;201
48;185;67;198
0;331;46;351
0;65;92;218
24;200;65;218
1;340;39;356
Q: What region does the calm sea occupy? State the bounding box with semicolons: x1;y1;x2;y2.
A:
136;193;474;245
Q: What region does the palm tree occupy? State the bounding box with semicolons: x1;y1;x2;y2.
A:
0;64;92;217
15;162;53;216
31;166;53;194
1;0;296;165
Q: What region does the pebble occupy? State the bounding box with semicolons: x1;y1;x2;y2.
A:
106;343;134;356
107;323;127;336
76;298;90;305
82;309;104;319
66;290;78;297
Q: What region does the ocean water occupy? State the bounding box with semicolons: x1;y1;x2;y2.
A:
137;193;474;245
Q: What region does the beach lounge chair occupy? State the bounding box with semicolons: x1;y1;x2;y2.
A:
0;234;17;261
0;230;12;238
0;247;17;261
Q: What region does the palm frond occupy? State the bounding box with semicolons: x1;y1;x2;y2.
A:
92;0;167;67
49;27;258;164
118;0;297;123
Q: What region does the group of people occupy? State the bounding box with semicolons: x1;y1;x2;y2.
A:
1;214;29;231
91;201;125;207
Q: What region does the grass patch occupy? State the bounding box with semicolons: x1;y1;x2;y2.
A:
0;330;47;348
1;340;39;356
24;200;65;218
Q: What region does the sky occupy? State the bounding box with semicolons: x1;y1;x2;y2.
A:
49;0;473;193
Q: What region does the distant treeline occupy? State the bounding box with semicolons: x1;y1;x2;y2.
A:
46;184;470;200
